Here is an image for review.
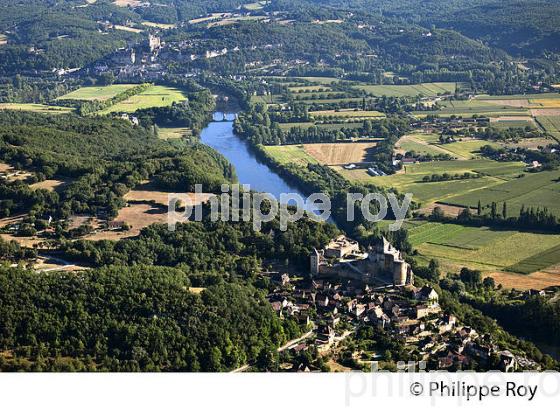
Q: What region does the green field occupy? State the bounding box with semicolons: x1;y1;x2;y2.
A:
418;99;531;118
293;77;342;85
535;116;560;140
0;103;73;114
336;158;526;204
407;221;560;274
354;82;457;97
491;119;536;129
98;85;187;114
437;140;500;159
158;127;192;139
289;85;332;92
476;93;560;101
445;169;560;217
242;1;266;10
261;144;318;166
297;97;364;105
278;121;364;131
250;94;283;105
397;138;449;157
508;244;560;274
308;109;385;119
57;84;138;101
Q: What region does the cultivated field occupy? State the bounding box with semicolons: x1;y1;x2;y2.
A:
445;169;560;217
261;145;318;166
354;82;457;97
421;99;530;118
308;109;385;119
207;15;267;28
336;158;526;204
141;21;176;29
158;127;192;139
99;85;187;114
0;103;73;114
57;84;138;101
288;85;332;92
396;133;459;157
535;115;560;140
278;121;366;131
114;25;143;33
406;221;560;284
437;139;499;159
303;142;377;165
294;77;341;85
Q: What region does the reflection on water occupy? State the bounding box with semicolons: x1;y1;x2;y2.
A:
200;112;324;215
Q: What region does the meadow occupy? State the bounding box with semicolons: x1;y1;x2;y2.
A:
308;109;385;119
158;127;192;139
420;99;531;118
535;115;560;140
278;121;364;131
0;103;73;114
445;169;560;217
335;158;526;204
98;85;187;114
437;139;500;159
57;84;138;101
261;145;318;166
353;82;457;97
406;221;560;282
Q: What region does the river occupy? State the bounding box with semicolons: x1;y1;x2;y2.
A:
200;112;321;214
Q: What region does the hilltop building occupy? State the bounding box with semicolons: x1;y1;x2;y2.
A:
310;236;414;286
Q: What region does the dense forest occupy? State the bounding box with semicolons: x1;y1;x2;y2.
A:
0;265;299;371
0;111;234;219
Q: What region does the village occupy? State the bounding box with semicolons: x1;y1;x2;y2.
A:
264;235;540;372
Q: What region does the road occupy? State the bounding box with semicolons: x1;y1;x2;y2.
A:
230;327;316;373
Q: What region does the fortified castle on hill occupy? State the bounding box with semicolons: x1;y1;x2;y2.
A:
310;235;414;286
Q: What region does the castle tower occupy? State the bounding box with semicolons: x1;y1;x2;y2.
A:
393;261;408;286
310;248;322;277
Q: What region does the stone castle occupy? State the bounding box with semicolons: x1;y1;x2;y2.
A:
310;235;414;286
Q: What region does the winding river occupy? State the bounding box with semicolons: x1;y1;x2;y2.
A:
200;112;320;213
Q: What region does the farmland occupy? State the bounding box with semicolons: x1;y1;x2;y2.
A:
353;82;458;97
278;122;364;131
535;115;560;140
395;133;459;157
261;145;318;166
437;139;500;159
57;84;138;101
405;221;560;287
303;142;377;164
0;103;73;114
308;109;385;119
417;99;530;118
262;141;378;166
98;85;187;114
444;169;560;217
337;158;525;203
158;127;192;139
141;21;176;29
